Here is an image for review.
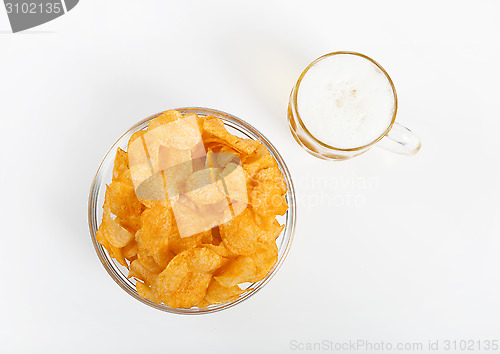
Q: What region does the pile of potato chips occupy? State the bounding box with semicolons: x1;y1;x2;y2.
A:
96;110;288;309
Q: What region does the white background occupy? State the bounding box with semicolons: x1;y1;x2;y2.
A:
1;1;499;353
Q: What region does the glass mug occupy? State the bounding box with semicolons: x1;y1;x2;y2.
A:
288;51;421;160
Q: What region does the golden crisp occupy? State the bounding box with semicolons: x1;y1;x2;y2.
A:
137;204;173;257
104;180;143;232
98;211;134;248
219;208;281;256
136;281;156;302
214;256;257;287
248;242;278;283
112;148;130;182
204;279;244;305
153;248;224;308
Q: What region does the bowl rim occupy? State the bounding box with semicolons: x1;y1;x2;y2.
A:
88;107;296;314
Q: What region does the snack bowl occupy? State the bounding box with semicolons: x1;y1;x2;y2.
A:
88;107;296;314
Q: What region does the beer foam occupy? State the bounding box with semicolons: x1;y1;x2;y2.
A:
297;54;395;149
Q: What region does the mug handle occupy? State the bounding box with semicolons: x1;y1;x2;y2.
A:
376;122;421;155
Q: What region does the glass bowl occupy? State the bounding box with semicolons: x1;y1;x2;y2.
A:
88;107;296;314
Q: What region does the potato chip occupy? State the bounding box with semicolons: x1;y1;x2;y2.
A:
218;144;239;154
250;182;288;219
243;154;276;179
218;154;239;169
220;162;249;213
127;130;152;191
253;140;271;157
202;115;258;155
257;219;284;244
146;113;201;151
134;173;167;203
215;256;257;287
200;114;224;129
253;166;287;194
137;204;174;255
181;247;225;273
241;138;263;154
122;241;138;261
203;198;234;223
109;244;127;267
104;180;143;232
112;148;130;182
137;249;164;273
159;146;193;174
154;244;174;268
200;243;236;258
98;211;134;248
128;258;161;285
148;110;182;130
196;299;210;308
204;279;244;305
159;272;212;308
185;168;226;205
200;229;214;244
171;196;232;238
219;208;261;255
204;142;227;155
136;281;157;302
248;242;278;283
109;143;146;230
251;213;272;231
191;140;207;171
168;231;204;254
136;229;168;265
96;219;111;251
211;146;240;169
151;253;189;294
153;250;218;308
